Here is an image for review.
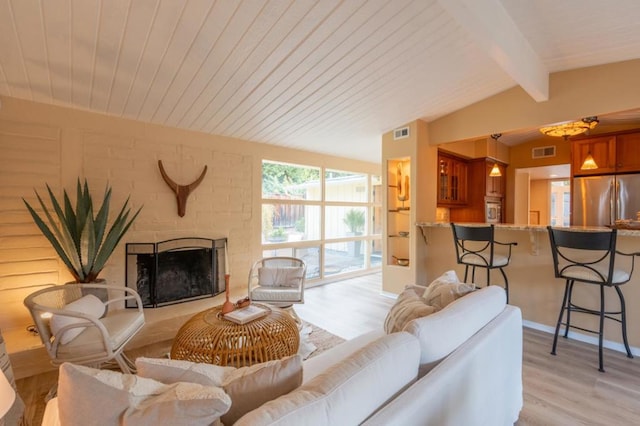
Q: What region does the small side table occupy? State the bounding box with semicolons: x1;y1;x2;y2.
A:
170;303;300;366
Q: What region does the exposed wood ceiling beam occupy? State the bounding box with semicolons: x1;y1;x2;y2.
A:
438;0;549;102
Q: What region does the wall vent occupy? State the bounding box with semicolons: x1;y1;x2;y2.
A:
393;127;409;140
532;145;556;159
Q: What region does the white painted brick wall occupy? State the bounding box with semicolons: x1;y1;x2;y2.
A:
0;120;63;330
0;121;254;331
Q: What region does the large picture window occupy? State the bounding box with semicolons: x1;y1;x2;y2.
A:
262;160;381;282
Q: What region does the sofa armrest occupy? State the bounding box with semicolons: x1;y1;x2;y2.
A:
404;285;506;375
363;305;523;426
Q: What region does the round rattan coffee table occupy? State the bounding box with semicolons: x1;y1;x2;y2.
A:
170;303;299;367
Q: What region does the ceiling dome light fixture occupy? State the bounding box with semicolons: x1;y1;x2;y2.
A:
489;134;502;177
539;116;599;139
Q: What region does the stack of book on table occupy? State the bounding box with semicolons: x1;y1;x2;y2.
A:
224;304;269;324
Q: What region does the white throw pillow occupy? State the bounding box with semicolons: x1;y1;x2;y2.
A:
423;282;476;311
258;267;304;287
422;270;461;296
384;288;437;334
421;270;475;310
136;354;302;425
49;294;106;344
57;363;231;426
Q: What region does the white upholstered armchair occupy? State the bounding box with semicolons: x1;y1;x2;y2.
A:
248;257;306;321
24;283;145;373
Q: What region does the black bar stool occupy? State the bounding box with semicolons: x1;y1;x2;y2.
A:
450;223;517;303
547;226;639;372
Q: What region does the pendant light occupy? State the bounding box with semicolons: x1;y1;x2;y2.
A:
580;153;598;170
489;134;502;177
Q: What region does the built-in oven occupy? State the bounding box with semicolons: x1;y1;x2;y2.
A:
486;199;502;223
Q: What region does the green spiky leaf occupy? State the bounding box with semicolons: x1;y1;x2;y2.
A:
23;179;142;283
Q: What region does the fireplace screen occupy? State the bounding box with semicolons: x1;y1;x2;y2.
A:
125;237;226;308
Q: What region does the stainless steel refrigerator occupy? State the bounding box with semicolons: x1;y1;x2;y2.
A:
572;174;640;226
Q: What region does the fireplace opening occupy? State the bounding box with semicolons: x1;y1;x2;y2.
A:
125;237;226;308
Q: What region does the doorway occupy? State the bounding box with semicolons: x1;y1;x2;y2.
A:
550;180;571;226
515;165;570;226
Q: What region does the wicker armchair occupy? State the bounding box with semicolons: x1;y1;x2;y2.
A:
248;257;306;323
24;283;145;373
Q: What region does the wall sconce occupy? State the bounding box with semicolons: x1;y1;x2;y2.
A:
580;152;598;170
489;134;502;177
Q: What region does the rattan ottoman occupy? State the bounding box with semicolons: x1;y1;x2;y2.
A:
170;303;299;366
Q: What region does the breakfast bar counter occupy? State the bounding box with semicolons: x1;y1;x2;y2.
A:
415;222;640;355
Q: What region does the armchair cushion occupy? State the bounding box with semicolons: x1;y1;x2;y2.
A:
461;253;509;267
258;267;304;287
56;310;145;357
49;294;105;345
136;354;302;425
57;363;231;426
249;287;302;302
558;263;630;284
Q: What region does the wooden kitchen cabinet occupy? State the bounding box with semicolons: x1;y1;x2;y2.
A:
615;132;640;173
437;152;468;206
450;158;506;223
571;135;617;176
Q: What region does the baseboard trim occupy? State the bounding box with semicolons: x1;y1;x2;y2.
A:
379;290;398;300
522;319;640;357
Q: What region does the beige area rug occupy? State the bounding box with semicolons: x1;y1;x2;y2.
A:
17;322;344;426
305;322;346;358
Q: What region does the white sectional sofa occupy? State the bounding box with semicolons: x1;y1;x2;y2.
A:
237;285;523;425
42;285;523;425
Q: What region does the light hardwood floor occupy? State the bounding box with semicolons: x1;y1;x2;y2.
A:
16;272;640;425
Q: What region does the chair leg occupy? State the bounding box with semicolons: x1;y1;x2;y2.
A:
115;352;137;374
615;286;633;359
499;267;509;304
564;281;575;338
551;280;570;356
463;265;470;283
598;284;606;373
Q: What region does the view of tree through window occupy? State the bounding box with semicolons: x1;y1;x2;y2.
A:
262;160;381;281
262;162;320;200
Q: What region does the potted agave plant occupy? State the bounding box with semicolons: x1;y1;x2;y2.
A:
23;179;142;284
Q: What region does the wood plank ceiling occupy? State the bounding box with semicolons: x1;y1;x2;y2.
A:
1;0;640;163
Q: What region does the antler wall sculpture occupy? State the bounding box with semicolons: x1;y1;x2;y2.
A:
158;160;208;217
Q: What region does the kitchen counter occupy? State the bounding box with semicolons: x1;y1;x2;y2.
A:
414;222;640;357
417;221;640;236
